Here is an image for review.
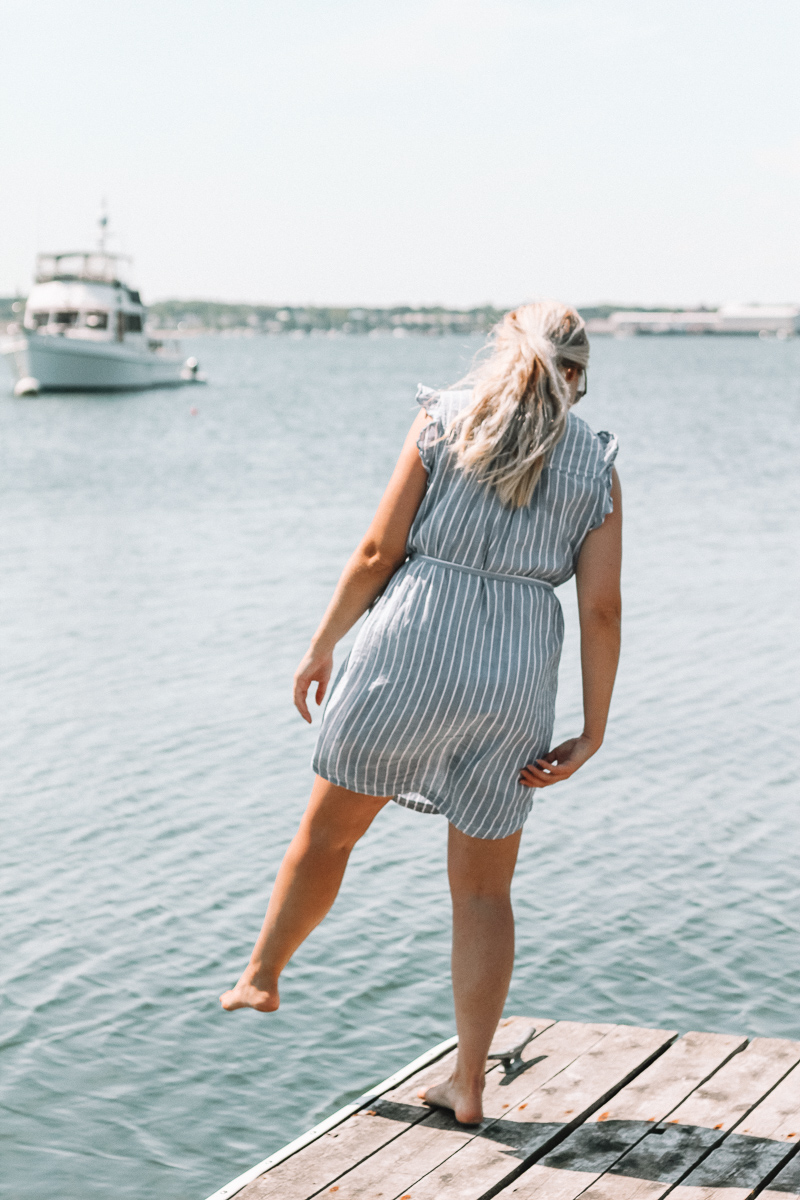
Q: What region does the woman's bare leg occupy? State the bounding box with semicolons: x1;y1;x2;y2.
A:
421;823;522;1123
220;777;390;1012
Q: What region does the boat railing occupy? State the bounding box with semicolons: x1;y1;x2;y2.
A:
35;251;131;286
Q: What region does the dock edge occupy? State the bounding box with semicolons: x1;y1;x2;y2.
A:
203;1033;459;1200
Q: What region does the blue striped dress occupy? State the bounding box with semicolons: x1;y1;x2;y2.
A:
312;385;618;839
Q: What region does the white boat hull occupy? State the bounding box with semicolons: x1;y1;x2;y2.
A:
1;332;192;392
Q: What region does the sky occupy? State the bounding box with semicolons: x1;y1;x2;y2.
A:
0;0;798;307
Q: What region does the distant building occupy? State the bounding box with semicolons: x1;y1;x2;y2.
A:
713;304;800;335
587;305;800;337
606;311;720;335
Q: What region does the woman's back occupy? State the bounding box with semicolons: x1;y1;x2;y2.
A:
411;384;618;586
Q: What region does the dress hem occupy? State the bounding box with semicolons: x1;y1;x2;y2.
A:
313;765;533;841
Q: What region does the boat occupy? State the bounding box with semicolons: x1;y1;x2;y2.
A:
1;217;204;395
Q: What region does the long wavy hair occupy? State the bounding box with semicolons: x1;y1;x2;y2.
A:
447;302;590;508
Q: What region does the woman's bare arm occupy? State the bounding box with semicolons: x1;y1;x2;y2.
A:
293;411;432;722
519;468;622;788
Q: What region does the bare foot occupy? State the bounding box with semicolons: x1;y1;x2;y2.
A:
418;1077;484;1125
219;973;280;1012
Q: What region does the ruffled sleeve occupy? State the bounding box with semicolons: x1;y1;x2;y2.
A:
415;384;445;474
415;383;444;419
587;430;619;531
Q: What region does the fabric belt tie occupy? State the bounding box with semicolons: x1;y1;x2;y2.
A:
410;552;554;591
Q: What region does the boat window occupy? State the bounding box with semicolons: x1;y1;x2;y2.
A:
54;311;79;326
32;312;49;327
124;313;143;333
85;311;108;329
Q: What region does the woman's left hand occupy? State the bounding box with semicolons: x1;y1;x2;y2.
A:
518;734;599;789
293;648;334;724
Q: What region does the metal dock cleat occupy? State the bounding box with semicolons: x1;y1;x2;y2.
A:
487;1025;537;1076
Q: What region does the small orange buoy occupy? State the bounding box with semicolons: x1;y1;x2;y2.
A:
190;407;198;415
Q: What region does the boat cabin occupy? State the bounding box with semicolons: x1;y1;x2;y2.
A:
24;252;146;343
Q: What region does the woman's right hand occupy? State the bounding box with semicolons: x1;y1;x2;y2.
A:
293;647;334;724
517;734;599;788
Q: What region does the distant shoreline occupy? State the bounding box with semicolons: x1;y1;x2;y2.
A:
2;298;797;338
144;300;800;338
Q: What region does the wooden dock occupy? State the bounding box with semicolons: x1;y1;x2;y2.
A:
206;1017;800;1200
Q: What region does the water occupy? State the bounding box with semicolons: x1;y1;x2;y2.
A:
1;334;798;1199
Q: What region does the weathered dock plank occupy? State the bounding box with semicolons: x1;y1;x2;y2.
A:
234;1017;552;1200
372;1022;676;1199
204;1034;457;1200
761;1151;800;1200
494;1031;747;1199
570;1038;800;1200
667;1060;800;1200
292;1019;617;1200
207;1022;800;1200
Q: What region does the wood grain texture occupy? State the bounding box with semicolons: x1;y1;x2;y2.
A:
214;1023;800;1200
759;1150;800;1200
236;1045;469;1200
573;1039;800;1200
236;1017;554;1200
566;1180;677;1200
294;1021;616;1200
495;1032;747;1200
308;1108;474;1199
668;1061;800;1200
388;1023;676;1200
656;1188;751;1200
667;1137;791;1200
736;1062;800;1142
480;1021;617;1120
589;1033;749;1127
240;1098;436;1200
387;1018;555;1108
665;1040;800;1134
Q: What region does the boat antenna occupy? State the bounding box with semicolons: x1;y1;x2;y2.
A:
98;201;109;253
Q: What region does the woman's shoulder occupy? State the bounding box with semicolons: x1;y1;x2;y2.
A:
548;411;619;478
414;384;473;475
416;384;473;427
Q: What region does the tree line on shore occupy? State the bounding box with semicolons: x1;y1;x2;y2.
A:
0;295;650;335
146;301;639;335
148;301;503;334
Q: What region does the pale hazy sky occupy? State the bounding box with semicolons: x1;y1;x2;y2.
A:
1;0;798;307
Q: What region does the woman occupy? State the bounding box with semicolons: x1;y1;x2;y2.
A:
221;302;622;1126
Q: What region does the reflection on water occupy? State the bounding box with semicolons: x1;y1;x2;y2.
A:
1;335;798;1199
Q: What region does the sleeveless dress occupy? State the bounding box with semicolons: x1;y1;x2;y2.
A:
312;385;618;839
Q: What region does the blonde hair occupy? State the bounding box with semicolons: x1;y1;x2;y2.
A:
448;301;590;508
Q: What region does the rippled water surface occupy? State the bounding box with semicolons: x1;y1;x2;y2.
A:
1;335;799;1199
